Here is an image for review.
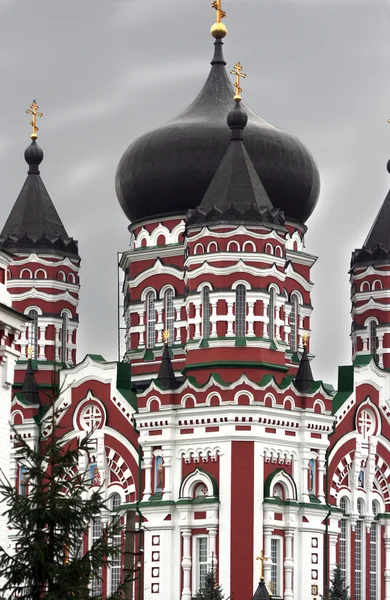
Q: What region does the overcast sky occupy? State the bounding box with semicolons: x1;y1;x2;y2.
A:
0;0;389;386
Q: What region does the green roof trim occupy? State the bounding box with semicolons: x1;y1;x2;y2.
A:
116;362;138;411
235;337;247;347
85;354;106;363
183;360;289;374
199;339;209;348
332;365;354;414
264;468;298;500
143;349;154;361
353;354;373;367
178;467;219;499
13;391;39;407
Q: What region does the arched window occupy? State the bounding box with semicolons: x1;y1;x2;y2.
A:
339;497;348;583
202;287;211;340
28;310;39;359
109;493;122;595
370;506;378;600
146;292;156;349
91;517;102;595
289;294;299;351
268;288;276;340
61;313;68;362
164;290;174;345
369;321;378;358
235;285;246;337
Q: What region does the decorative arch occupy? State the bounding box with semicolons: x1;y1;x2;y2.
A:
372;279;383;291
150;225;170;247
243;240;256;253
182;394;196;409
361;281;370;292
147;396;161;412
275;245;283;257
57;271;66;282
20;268;32;279
313;399;325;414
355;398;381;438
234;391;254;405
140;287;157;302
67;273;76;284
35;269;47;279
194;243;205;255
179;468;218;499
283;396;295;410
264;393;276;407
206;392;222;407
265;243;274;255
207;241;218;253
232;280;251;290
227;240;240;252
264;468;298;501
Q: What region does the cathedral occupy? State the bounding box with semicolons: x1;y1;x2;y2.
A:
0;3;389;600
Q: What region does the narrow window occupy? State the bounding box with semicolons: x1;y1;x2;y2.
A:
369;321;378;358
164;290;174;345
289;294;298;351
355;500;364;600
146;293;156;349
339;498;347;583
268;289;275;340
202;288;211;340
195;536;208;592
235;285;246;337
61;313;68;362
91;517;102;596
370;518;377;600
28;310;39;359
110;494;122;595
270;538;281;597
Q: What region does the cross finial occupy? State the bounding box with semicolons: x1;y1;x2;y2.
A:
256;550;268;580
210;0;227;38
162;329;170;345
26;100;43;140
302;334;309;348
230;62;247;102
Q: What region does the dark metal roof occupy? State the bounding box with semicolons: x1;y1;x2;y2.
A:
0;140;79;259
294;345;314;393
157;344;177;390
252;579;270;600
364;188;390;249
115;37;320;224
21;359;40;405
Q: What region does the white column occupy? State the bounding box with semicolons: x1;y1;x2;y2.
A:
156;307;163;343
263;526;273;584
208;527;218;569
384;524;390;600
210;301;218;338
38;325;46;360
301;452;310;503
318;449;326;502
284;530;294;600
275;304;282;341
226;301;234;336
162;445;172;501
263;300;269;339
284;305;291;344
194;304;201;339
142;447;153;501
329;533;338;576
175;307;181;342
247;301;255;337
138;310;145;348
181;529;192;600
54;326;60;361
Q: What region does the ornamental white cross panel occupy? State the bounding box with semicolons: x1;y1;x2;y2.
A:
357;409;375;439
80;403;104;432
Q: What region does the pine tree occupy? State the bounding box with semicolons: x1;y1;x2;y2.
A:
324;564;351;600
0;393;126;600
194;569;230;600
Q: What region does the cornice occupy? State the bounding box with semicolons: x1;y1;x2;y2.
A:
8;280;79;294
187;224;286;245
10;288;79;306
185;252;285;269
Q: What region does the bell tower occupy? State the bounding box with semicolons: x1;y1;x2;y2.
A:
0;102;80;392
350;162;390;369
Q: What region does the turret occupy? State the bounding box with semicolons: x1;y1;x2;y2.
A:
350;161;390;369
0;102;80;393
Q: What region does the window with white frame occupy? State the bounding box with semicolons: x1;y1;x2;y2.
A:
370;501;379;600
27;309;39;358
235;285;246;337
110;493;122;595
146;292;156;349
268;288;276;340
270;537;282;597
355;499;364;600
91;517;102;596
369;321;378;358
194;536;208;593
289;294;299;351
202;288;211;340
339;497;348;584
164;289;175;345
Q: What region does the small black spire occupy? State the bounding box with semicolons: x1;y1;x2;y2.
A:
158;343;177;390
252;579;270;600
24;139;44;175
294;342;314;393
21;360;40;405
363;161;390;249
210;37;226;66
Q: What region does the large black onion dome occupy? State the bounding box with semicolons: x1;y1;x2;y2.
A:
116;38;320;224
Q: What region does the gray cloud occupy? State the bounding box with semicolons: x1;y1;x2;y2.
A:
0;0;388;386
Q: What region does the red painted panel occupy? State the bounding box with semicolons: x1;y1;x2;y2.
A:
231;441;254;599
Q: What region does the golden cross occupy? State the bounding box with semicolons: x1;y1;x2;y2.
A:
26;345;33;360
256;550;268;580
230;62;247;102
302;333;309;347
26;100;43;139
162;329;170;345
211;0;226;23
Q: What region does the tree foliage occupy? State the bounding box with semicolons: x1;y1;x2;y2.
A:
324;564;351;600
0;398;123;600
194;569;230;600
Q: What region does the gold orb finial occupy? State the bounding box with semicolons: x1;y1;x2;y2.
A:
211;0;227;38
302;334;309;348
230;62;247;102
26;345;33;360
162;329;170;345
26;100;43;140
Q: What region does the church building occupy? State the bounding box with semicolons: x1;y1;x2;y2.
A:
1;3;389;600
